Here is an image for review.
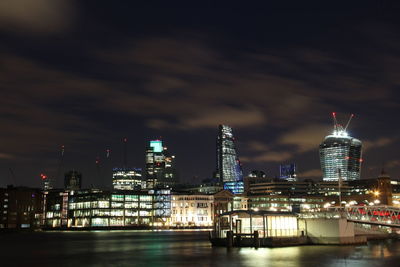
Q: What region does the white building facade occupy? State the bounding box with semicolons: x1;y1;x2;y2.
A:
169;194;214;227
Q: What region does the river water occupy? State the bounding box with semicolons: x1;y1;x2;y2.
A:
1;230;399;266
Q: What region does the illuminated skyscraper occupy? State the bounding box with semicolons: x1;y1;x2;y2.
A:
112;168;142;190
215;125;244;194
145;140;178;188
319;113;362;182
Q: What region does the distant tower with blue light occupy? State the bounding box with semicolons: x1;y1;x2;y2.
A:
279;164;297;181
215;125;244;194
319;113;362;182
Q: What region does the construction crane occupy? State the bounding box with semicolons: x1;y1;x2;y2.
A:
8;168;16;185
332;112;338;132
55;144;65;187
332;112;355;134
95;156;101;182
344;114;355;131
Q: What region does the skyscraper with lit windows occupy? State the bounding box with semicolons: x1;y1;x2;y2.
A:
215;125;244;194
319;113;362;182
145;140;178;188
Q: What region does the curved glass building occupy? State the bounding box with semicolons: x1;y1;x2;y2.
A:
319;126;362;182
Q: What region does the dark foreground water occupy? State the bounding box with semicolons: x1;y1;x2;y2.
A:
1;231;400;267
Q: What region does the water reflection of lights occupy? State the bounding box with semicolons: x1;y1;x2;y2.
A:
239;247;301;267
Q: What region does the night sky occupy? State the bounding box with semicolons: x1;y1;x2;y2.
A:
1;1;400;189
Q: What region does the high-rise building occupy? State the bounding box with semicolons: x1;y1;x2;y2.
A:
112;168;143;190
319;113;362;182
145;139;178;188
279;164;297;181
215;125;244;194
64;170;82;190
0;186;43;229
40;173;53;191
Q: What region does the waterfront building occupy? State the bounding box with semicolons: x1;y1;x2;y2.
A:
44;188;171;228
279;164;297;181
169;193;214;227
244;173;398;212
64;170;82;190
145;140;178;188
319;113;362;182
213;190;248;215
0;186;43;229
214;125;244;194
112;168;143;190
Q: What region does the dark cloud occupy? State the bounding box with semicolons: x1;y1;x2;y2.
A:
279;124;332;153
1;4;400;186
241;151;293;163
0;0;76;34
363;137;398;152
297;169;323;179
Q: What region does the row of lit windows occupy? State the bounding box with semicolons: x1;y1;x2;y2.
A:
171;202;211;208
173;197;213;201
171;209;209;215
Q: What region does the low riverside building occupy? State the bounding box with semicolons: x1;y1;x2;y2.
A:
0;186;43;229
44;188;171;229
245;172;400;212
214;190;248;215
167;190;248;227
169;193;214;227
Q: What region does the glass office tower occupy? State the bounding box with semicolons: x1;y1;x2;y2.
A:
215;125;244;194
145;140;178;188
320;126;362;182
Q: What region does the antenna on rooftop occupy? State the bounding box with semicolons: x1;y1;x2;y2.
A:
123;137;128;169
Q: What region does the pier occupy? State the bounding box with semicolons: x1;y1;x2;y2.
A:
208;209;393;247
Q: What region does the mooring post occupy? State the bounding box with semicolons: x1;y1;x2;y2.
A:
254;230;260;248
227;230;233;248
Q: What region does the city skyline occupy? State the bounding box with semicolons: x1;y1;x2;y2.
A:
1;3;400;188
